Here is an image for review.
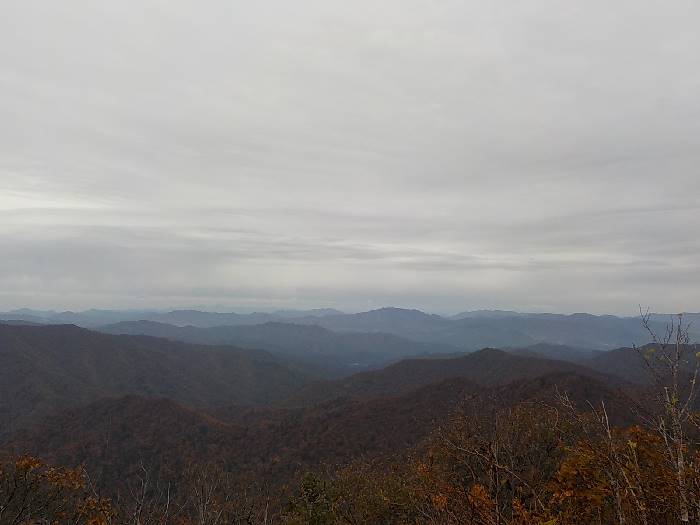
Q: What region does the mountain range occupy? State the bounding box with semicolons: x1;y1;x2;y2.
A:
1;316;695;508
4;307;696;352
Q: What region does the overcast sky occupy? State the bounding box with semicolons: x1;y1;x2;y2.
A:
1;0;699;315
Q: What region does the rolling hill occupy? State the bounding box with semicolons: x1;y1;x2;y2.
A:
584;343;700;384
284;347;619;406
0;324;310;437
5;369;630;495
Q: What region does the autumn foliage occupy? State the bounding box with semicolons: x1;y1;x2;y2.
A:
6;398;700;524
0;455;113;524
284;409;700;524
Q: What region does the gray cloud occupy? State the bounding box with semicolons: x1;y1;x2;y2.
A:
1;0;699;314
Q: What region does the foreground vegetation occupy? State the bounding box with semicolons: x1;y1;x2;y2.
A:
4;406;700;524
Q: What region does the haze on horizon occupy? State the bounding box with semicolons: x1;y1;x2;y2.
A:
1;0;699;315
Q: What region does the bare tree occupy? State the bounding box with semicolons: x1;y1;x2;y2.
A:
634;309;699;523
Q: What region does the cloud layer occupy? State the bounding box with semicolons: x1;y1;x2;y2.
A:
1;0;699;314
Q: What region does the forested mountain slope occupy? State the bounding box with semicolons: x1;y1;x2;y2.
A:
0;324;310;437
5;370;629;495
284;347;619;406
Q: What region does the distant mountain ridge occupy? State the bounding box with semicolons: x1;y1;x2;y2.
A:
506;342;603;362
291;308;692;350
451;309;530;320
3;306;697;353
99;320;460;376
0;307;346;328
